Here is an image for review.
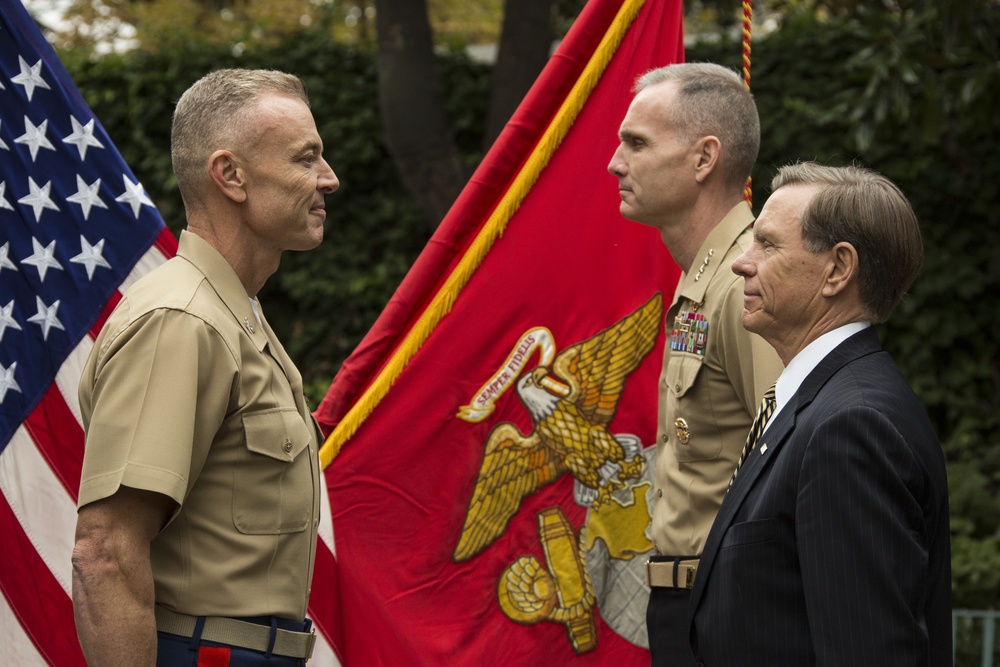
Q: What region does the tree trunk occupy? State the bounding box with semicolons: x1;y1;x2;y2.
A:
375;0;467;230
483;0;554;150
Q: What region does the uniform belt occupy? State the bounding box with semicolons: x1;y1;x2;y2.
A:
645;556;699;589
155;606;316;660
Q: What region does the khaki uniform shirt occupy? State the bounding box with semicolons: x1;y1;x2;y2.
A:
651;203;783;556
78;230;321;620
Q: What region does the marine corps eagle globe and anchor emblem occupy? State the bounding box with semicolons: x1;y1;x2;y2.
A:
453;293;663;653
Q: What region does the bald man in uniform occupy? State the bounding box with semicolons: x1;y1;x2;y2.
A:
72;69;339;666
607;63;782;666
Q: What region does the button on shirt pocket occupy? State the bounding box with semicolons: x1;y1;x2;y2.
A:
665;353;722;461
234;408;313;535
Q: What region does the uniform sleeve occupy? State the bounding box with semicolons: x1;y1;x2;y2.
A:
717;275;783;414
79;308;238;508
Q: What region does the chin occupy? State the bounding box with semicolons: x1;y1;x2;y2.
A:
291;230;324;252
620;207;650;226
740;310;762;334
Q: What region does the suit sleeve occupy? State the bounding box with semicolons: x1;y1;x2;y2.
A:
795;405;934;665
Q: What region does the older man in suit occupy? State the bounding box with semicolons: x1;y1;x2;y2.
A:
689;162;951;666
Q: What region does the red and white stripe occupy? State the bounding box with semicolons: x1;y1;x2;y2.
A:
0;230;341;665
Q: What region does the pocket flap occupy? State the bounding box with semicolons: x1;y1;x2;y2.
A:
242;408;310;462
666;352;704;399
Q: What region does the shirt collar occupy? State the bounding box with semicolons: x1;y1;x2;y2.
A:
676;202;754;304
770;321;872;424
177;229;265;346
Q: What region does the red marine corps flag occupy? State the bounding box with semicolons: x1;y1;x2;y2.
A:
313;0;685;663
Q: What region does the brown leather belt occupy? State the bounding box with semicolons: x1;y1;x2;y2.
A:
155;606;316;660
645;557;699;589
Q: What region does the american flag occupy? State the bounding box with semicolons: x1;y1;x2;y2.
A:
1;5;343;664
0;1;176;663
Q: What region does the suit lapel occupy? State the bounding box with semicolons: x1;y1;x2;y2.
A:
689;404;795;613
689;327;884;614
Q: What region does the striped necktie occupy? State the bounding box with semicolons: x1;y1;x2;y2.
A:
730;384;777;489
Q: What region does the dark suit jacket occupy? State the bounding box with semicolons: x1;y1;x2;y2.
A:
689;327;951;666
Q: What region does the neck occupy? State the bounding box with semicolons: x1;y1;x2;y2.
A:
186;219;277;297
775;309;869;366
663;194;745;272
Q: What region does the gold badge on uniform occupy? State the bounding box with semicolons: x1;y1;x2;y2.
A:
674;417;690;444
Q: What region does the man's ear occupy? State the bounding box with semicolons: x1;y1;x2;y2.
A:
693;136;721;184
822;241;859;297
208;150;247;203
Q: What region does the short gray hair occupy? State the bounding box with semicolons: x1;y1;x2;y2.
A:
772;161;923;323
634;62;759;191
171;68;309;209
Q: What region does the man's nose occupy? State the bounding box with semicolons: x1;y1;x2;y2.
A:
731;252;752;277
319;159;339;194
607;146;625;176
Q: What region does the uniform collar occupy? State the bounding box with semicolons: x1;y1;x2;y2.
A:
176;229;268;352
675;202;754;306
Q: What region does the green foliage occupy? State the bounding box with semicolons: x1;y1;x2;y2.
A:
62;22;490;406
688;1;1000;613
61;1;999;612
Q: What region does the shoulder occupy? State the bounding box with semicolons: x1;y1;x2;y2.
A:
97;259;240;362
121;255;205;316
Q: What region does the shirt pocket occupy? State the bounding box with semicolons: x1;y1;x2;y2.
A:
233;407;313;535
667;352;703;401
666;353;721;462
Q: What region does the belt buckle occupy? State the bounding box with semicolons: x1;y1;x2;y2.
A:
305;629;317;660
684;563;697;588
644;559;654;587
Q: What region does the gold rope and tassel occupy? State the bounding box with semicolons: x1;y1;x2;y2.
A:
742;0;754;207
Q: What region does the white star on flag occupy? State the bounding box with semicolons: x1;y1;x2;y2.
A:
21;237;65;282
0;361;22;404
18;176;60;222
14;116;56;162
0;300;22;342
0;242;16;272
63;116;105;160
26;296;65;341
67;175;108;220
0;2;188;663
116;174;155;218
0;182;13;210
11;55;51;101
71;236;112;279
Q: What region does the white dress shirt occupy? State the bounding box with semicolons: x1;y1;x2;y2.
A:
764;321;871;435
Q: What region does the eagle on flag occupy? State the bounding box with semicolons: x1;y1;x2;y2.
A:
454;292;662;561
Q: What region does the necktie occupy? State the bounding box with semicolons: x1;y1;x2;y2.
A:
729;384;777;489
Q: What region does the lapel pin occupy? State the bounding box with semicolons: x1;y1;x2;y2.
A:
760;443;768;455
